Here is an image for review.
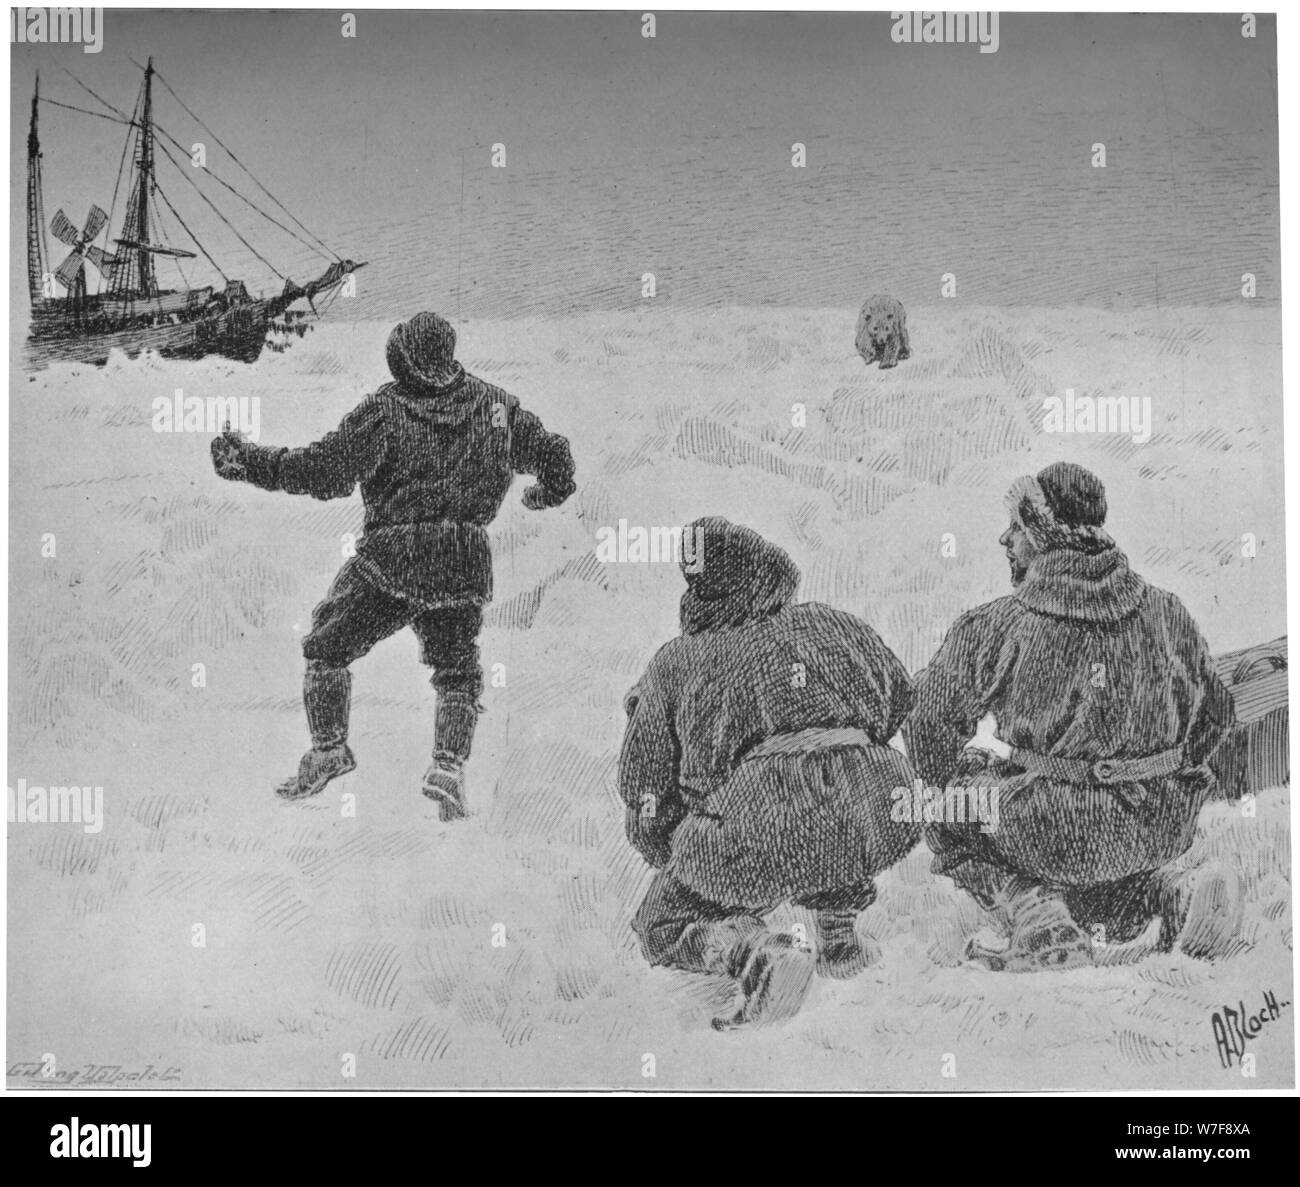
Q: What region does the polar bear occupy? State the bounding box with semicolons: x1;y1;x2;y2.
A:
855;295;911;370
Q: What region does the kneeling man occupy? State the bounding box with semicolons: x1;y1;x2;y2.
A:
905;462;1242;971
620;517;921;1028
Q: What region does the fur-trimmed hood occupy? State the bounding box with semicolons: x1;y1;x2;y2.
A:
1004;465;1145;621
678;517;800;635
383;312;474;421
1016;546;1148;623
1005;472;1113;555
376;374;475;424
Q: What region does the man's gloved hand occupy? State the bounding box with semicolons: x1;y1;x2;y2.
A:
626;805;673;869
624;788;687;869
521;484;550;510
211;422;251;483
953;747;997;781
952;745;1037;803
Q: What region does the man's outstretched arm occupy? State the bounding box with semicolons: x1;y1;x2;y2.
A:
510;405;576;509
212;399;386;499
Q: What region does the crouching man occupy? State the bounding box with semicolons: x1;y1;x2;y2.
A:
212;311;575;819
905;462;1242;971
620;517;921;1029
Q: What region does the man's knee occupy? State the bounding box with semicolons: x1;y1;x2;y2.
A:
304;657;350;681
633;872;715;968
1063;871;1157;943
632;891;762;973
303;608;390;668
304;570;410;668
303;628;361;669
430;656;483;699
925;819;993;876
632;897;689;967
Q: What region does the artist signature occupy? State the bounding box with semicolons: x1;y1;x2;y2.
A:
7;1061;182;1086
1210;989;1291;1068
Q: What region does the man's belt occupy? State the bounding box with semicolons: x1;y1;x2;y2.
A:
745;727;877;759
366;519;486;531
678;727;886;797
1009;745;1186;785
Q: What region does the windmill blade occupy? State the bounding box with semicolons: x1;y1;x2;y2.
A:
55;251;86;289
50;209;82;248
83;203;109;242
84;245;119;273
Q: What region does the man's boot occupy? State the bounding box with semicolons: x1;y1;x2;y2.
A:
965;882;1094;973
711;928;817;1031
421;692;478;822
1149;862;1244;959
277;662;356;800
814;911;882;979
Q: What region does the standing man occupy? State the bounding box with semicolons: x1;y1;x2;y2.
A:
906;462;1242;970
211;311;576;819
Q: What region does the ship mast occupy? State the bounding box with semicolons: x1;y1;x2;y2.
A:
26;74;49;306
135;58;157;297
109;58;159;300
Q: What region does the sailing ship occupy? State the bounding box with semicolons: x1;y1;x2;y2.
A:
24;58;364;367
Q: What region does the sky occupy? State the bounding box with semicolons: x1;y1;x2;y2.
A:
11;10;1281;319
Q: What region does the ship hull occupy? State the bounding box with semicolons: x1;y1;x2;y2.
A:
25;299;292;368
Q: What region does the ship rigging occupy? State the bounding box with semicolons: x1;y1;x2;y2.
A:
25;57;364;366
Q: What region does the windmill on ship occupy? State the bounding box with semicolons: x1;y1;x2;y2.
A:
25;58;365;367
